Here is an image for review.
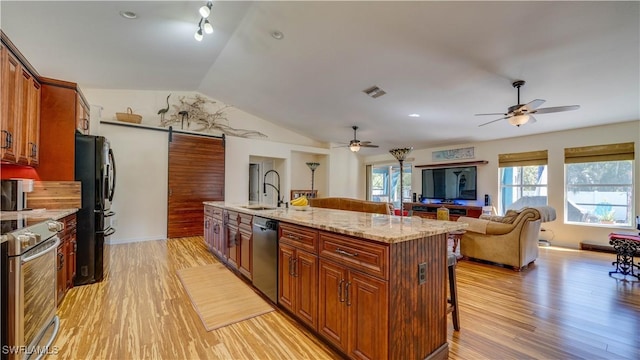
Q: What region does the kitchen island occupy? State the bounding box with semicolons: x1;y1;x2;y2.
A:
203;201;467;360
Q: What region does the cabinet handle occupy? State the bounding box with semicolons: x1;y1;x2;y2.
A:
204;220;209;229
338;279;345;302
288;258;294;276
212;223;219;234
286;233;302;241
292;258;297;277
83;118;89;130
345;281;351;306
29;142;37;157
57;252;64;271
1;130;11;149
335;248;358;257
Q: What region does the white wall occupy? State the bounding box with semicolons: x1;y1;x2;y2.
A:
83;89;347;243
364;121;640;249
97;122;168;243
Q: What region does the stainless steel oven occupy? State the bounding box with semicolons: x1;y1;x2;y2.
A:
3;220;62;360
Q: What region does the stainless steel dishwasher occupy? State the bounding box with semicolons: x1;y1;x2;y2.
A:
252;216;279;303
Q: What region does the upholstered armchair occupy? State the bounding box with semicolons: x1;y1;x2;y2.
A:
308;197;393;215
457;206;556;270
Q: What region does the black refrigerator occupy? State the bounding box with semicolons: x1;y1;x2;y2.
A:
75;132;116;285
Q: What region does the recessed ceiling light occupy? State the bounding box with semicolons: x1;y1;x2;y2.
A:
120;11;137;19
408;113;421;118
271;31;284;40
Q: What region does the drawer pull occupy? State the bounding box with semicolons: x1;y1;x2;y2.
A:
286;233;302;241
335;248;358;257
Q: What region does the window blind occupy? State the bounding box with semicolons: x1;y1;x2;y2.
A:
498;150;548;167
564;142;635;164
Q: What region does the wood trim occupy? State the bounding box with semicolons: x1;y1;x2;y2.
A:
39;76;89;107
415;160;488;168
1;30;40;78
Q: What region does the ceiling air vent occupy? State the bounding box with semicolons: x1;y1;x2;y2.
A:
363;85;386;98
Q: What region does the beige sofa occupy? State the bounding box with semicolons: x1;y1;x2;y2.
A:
308;197;393;215
457;206;556;271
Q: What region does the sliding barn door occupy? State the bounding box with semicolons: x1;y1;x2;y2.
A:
168;133;225;238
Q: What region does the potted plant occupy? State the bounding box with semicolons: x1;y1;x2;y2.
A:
599;210;616;224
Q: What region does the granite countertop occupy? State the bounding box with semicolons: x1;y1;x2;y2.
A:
0;208;78;224
203;201;467;244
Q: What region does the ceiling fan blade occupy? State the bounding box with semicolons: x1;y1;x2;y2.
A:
475;112;507;116
361;144;379;148
521;99;545;112
478;116;509;127
526;115;537;125
531;105;580;114
359;141;372;145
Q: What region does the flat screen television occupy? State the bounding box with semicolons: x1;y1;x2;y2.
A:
421;166;477;201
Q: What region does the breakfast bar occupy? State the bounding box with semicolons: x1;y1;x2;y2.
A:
204;201;467;360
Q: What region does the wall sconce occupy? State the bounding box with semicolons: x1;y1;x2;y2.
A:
194;1;214;41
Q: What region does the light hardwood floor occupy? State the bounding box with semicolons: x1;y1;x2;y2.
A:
52;237;640;359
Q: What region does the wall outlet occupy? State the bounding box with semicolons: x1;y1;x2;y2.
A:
418;263;427;284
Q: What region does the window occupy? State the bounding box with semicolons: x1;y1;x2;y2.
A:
498;150;548;214
565;142;635;226
367;163;411;209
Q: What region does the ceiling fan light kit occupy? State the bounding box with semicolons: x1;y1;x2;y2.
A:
476;80;580;127
346;126;379;152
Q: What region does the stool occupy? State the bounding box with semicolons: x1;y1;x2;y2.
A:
447;252;460;331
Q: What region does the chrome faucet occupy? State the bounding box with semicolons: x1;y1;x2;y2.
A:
263;170;284;207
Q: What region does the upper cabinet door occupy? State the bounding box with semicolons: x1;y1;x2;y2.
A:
76;94;89;134
17;69;40;166
1;45;21;163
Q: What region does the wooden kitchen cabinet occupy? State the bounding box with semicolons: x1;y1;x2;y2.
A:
238;212;253;280
38;77;90;180
17;69;41;166
0;44;20;163
278;223;319;330
224;210;253;278
225;210;239;269
57;213;77;306
1;34;42;167
279;242;318;330
204;205;227;262
318;258;388;360
76;93;90;135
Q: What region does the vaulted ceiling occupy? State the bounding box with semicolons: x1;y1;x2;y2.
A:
2;1;638;155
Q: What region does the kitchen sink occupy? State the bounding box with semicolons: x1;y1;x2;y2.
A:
241;205;277;210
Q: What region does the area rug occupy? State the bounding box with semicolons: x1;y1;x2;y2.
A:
177;263;274;331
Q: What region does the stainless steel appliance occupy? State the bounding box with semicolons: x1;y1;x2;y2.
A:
74;133;116;285
0;179;33;212
2;219;63;360
252;217;279;303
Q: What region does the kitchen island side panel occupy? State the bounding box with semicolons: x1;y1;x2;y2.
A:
389;233;448;360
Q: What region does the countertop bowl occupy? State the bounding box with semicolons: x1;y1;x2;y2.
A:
291;205;310;211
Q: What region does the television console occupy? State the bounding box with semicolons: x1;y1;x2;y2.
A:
404;202;483;221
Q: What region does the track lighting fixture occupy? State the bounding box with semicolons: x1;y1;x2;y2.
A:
194;1;214;41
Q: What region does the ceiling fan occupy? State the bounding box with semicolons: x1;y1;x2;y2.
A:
476;80;580;127
343;126;379;152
